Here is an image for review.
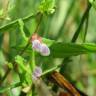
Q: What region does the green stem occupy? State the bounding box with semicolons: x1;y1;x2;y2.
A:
32;51;35;72
55;0;75;40
83;10;89;42
1;13;43;84
59;0;92;86
0;12;40;33
0;82;21;93
41;65;60;77
71;2;91;43
18;19;28;42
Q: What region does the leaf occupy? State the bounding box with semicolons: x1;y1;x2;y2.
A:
50;43;96;58
15;55;32;85
0;82;21;93
7;62;13;69
18;19;28;42
39;0;56;14
15;55;31;74
0;12;38;33
89;0;96;10
42;38;55;46
89;0;94;3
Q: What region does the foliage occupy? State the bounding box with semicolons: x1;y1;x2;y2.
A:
0;0;96;96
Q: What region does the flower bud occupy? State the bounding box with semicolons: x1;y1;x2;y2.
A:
32;40;41;52
31;34;38;41
40;43;50;56
32;66;42;80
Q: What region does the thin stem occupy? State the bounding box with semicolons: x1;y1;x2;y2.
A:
31;51;35;71
41;65;60;77
55;0;75;40
59;1;92;81
0;68;10;84
0;82;21;93
0;12;40;32
1;13;43;84
83;11;89;42
0;61;16;84
71;2;91;43
34;14;43;34
19;14;43;55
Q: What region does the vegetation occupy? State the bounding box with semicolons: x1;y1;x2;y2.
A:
0;0;96;96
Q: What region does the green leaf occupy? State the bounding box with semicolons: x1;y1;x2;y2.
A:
92;2;96;10
18;19;28;42
89;0;96;10
39;0;56;14
0;12;38;33
89;0;94;3
50;43;96;58
42;38;55;46
7;62;13;69
0;82;21;93
15;55;31;74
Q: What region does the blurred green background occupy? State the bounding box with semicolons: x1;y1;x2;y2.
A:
0;0;96;96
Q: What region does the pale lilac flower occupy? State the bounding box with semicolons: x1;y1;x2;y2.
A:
40;43;50;56
31;34;50;56
32;40;41;52
32;66;42;80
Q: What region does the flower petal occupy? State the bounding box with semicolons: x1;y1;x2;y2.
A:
40;43;50;56
32;40;41;52
32;66;42;80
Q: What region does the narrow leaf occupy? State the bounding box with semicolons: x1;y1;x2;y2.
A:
50;43;96;58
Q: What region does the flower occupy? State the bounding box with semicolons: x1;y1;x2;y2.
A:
31;33;50;56
32;40;41;52
40;43;50;56
32;66;42;80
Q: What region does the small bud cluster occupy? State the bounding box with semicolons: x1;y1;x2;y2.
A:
31;34;50;56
